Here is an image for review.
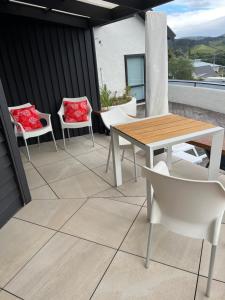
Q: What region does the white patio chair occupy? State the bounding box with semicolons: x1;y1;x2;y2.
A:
142;161;225;297
111;97;137;117
101;106;138;181
8;103;57;161
58;97;94;148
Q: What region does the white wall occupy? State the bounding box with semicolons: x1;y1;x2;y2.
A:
169;84;225;114
94;16;145;95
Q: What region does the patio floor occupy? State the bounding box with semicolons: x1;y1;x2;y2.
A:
1;133;225;299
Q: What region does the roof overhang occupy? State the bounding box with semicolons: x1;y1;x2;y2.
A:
0;0;173;29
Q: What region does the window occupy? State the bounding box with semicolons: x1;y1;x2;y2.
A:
125;54;145;102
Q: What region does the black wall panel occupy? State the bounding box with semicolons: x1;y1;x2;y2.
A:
0;15;100;141
0;80;31;228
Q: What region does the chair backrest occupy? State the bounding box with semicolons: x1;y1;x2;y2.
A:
100;106;134;130
8;103;33;121
111;97;137;117
58;97;92;116
142;161;225;245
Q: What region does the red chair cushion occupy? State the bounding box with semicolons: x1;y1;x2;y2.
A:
10;105;43;131
64;100;89;123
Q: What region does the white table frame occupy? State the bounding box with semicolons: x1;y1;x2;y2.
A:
111;115;224;219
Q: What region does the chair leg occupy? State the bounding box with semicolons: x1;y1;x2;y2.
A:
67;128;70;142
51;131;58;152
132;146;137;182
145;223;153;268
37;136;40;148
106;140;112;173
62;128;66;149
206;245;217;297
24;138;31;161
90;126;95;147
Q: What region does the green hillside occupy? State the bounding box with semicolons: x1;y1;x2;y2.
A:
171;35;225;66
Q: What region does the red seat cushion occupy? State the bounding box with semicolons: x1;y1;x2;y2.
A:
64;100;89;123
10;105;43;132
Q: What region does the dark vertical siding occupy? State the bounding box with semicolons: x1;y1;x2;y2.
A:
0;80;31;228
0;15;100;141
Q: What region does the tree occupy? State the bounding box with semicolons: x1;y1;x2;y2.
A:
168;56;194;80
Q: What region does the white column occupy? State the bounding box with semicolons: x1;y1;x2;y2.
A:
145;11;169;117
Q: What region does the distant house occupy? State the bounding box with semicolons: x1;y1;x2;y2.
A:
94;14;175;102
193;65;218;79
193;59;221;72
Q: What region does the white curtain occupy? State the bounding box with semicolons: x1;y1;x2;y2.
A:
145;11;168;117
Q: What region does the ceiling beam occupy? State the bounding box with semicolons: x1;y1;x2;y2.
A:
11;0;113;21
0;2;89;28
107;0;173;11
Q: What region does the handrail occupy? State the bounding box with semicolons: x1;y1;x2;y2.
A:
169;79;225;88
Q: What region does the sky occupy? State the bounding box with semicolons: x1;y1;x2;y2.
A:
154;0;225;38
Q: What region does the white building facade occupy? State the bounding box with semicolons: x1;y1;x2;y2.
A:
94;16;146;101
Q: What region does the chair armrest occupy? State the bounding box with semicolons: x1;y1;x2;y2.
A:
11;120;25;133
57;111;66;125
38;112;51;125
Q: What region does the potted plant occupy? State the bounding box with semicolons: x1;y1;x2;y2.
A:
100;85;133;111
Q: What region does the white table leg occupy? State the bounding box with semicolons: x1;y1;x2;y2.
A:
167;145;173;170
146;147;154;220
112;128;122;187
208;129;224;180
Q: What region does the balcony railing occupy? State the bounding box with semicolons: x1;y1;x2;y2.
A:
169;79;225;90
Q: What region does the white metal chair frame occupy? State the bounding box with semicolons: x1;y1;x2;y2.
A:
58;97;94;148
8;103;57;161
142;161;225;297
101;106;138;181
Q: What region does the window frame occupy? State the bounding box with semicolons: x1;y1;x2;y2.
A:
124;54;145;102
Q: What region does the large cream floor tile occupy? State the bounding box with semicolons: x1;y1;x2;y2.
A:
61;197;140;248
61;136;102;157
125;150;182;167
30;185;58;200
0;218;54;287
36;157;89;183
195;276;225;300
92;187;123;198
200;225;225;282
90;133;111;148
117;176;146;197
50;171;110;198
76;148;109;169
106;196;146;206
93;159;142;185
121;208;203;273
25;145;70;167
6;233;115;300
0;291;20;300
24;164;46;190
92;251;197;300
15;198;87;230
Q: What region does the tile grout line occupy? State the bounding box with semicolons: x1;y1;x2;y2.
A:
3;194;92;290
1;288;24;300
29;161;60;200
194;239;204;300
12;215;207;281
89;205;143;299
61;138;144;193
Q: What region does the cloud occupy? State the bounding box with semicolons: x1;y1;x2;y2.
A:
157;0;225;37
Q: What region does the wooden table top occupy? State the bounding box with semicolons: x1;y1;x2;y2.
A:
114;114;216;145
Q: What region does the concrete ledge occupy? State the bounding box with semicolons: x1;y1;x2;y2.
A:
169;85;225;114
